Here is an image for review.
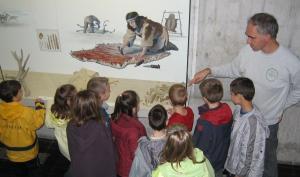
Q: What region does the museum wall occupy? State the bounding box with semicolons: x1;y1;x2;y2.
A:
188;0;300;164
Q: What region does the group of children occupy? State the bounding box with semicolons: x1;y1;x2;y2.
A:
0;76;269;177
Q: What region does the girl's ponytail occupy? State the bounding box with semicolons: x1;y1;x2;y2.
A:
111;95;122;120
111;90;139;121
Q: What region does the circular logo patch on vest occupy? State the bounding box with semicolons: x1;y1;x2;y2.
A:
266;68;278;81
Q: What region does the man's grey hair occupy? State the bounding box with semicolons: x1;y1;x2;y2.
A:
248;13;278;39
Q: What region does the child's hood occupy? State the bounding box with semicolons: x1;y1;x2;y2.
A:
0;102;27;121
199;103;233;125
48;112;70;127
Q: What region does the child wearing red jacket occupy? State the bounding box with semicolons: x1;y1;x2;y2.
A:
111;90;147;177
167;84;194;131
193;78;232;177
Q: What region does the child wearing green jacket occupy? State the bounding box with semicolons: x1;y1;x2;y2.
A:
152;125;215;177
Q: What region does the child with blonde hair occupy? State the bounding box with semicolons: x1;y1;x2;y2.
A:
152;125;215;177
167;84;194;131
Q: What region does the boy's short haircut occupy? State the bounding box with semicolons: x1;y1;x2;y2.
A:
230;77;255;101
0;80;21;103
87;77;109;95
168;84;187;106
199;78;223;103
148;104;167;131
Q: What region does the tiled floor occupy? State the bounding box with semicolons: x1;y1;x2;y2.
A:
1;138;300;177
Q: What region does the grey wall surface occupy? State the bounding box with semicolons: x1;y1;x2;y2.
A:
188;0;300;164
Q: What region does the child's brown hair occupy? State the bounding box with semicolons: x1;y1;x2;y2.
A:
51;84;77;119
111;90;139;121
160;125;205;168
168;84;187;106
199;78;223;103
87;77;109;97
0;80;21;103
71;90;101;127
148;104;167;131
230;77;255;101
